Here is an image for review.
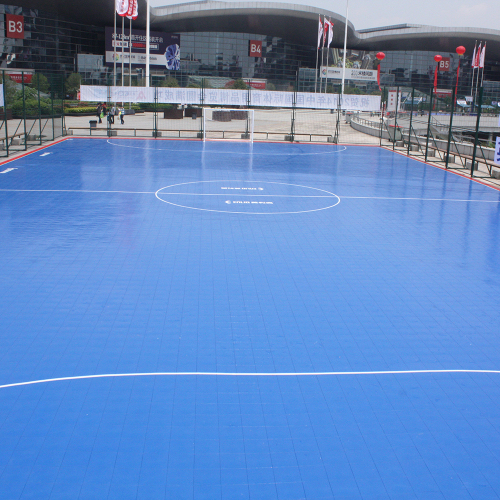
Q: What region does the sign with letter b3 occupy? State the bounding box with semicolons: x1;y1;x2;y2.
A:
6;14;24;39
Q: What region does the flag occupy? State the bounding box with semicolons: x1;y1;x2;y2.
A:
471;42;477;69
474;43;482;68
126;0;138;19
434;64;438;93
323;16;328;47
479;42;486;68
116;0;129;16
317;16;323;49
325;19;334;47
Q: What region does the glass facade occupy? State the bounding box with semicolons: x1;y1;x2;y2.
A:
0;2;499;102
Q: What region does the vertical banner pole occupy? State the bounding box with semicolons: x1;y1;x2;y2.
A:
470;86;483;177
146;0;150;87
341;0;349;99
113;11;117;86
407;86;415;156
445;85;456;169
425;86;434;162
129;17;132;107
121;16;125;88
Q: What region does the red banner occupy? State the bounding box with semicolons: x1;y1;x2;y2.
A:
9;73;33;84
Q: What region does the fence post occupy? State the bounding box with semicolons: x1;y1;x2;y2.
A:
424;87;434;162
154;86;158;138
407;87;415;156
37;75;42;145
470;86;483;178
393;86;400;151
21;72;27;150
445;86;456;169
290;91;296;142
2;70;9;156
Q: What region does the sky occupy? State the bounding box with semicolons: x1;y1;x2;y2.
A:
148;0;499;32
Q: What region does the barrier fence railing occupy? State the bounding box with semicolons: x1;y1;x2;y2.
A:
1;78;499;182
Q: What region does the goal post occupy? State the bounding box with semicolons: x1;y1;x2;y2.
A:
202;108;254;142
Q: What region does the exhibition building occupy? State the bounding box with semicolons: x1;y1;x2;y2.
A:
1;0;500;99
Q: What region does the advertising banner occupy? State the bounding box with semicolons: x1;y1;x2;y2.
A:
0;84;4;107
320;66;377;82
80;86;381;111
495;137;500;166
105;27;180;69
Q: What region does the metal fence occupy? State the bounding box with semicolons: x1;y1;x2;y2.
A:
0;71;67;158
1;76;499;183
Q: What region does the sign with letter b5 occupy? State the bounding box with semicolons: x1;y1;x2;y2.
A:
6;14;24;39
249;40;262;58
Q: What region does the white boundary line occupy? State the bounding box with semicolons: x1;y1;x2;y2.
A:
1;190;497;204
1;369;499;390
105;140;347;155
0;189;155;194
155;180;341;214
341;196;500;203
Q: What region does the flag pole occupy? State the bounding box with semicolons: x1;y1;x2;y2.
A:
341;0;349;100
113;9;117;86
129;17;132;88
324;19;330;93
145;0;150;87
314;15;320;93
121;16;125;87
314;47;319;93
474;42;481;112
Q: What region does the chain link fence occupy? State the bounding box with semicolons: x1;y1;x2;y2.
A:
1;75;499;183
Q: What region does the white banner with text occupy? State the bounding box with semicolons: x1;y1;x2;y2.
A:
80;86;381;111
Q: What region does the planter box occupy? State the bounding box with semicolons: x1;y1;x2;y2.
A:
184;108;202;118
0;109;13;120
163;108;184;119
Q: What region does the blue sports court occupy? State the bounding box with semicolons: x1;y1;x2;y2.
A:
1;138;500;500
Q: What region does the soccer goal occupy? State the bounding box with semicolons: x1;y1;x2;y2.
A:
202;108;254;142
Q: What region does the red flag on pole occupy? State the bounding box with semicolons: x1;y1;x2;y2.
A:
116;0;129;16
479;42;486;68
126;0;137;19
474;43;482;68
317;16;323;49
434;65;438;93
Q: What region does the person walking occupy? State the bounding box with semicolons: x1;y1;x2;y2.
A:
119;107;125;125
96;102;103;124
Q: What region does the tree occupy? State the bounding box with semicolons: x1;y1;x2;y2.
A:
29;74;50;93
230;78;248;90
161;76;179;87
65;73;81;98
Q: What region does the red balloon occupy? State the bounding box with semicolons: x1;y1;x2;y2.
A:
456;46;466;55
434;54;443;62
376;52;385;60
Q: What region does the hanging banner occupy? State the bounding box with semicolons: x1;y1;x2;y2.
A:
105;27;180;68
79;85;381;111
80;85;108;102
320;66;377;82
157;87;202;105
0;84;4;107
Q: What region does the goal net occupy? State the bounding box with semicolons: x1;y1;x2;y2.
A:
202;108;254;142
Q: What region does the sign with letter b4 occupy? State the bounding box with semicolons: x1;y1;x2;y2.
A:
249;40;262;58
6;14;24;39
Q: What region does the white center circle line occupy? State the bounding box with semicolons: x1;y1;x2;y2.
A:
155;180;341;214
